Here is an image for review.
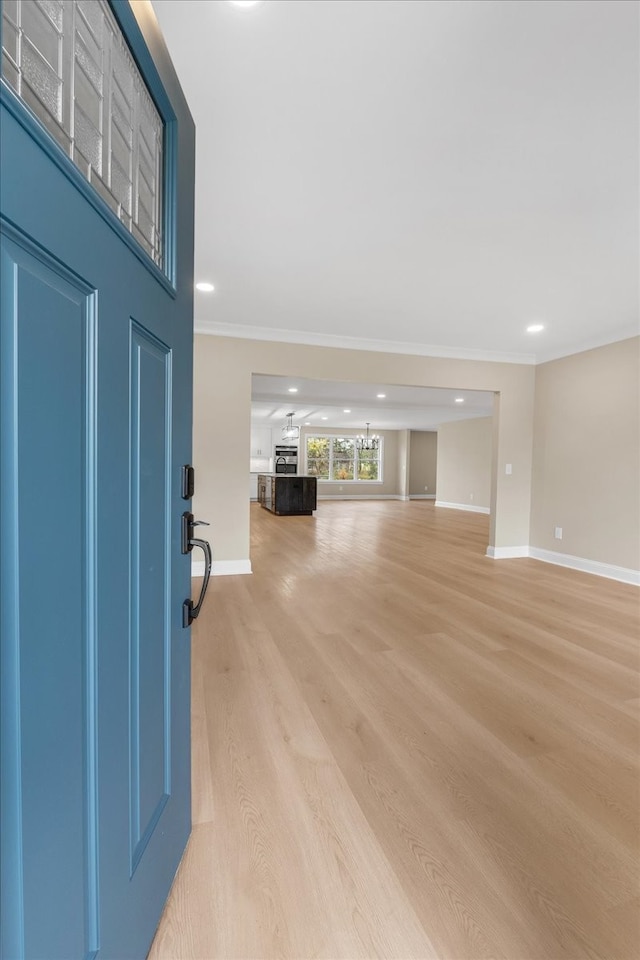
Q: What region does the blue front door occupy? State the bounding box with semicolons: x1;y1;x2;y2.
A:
0;2;195;957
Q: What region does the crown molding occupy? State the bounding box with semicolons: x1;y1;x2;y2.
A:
193;319;537;365
533;326;639;364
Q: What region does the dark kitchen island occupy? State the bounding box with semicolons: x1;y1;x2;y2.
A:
257;474;318;516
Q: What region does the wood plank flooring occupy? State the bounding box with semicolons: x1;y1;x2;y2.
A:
149;501;640;959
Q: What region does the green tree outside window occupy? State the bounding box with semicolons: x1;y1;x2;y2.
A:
305;435;382;481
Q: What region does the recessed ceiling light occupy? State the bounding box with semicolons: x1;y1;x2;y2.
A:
195;282;215;292
321;416;328;420
226;1;264;8
376;393;386;399
305;421;311;425
455;398;464;403
527;323;545;333
343;408;351;413
288;387;298;393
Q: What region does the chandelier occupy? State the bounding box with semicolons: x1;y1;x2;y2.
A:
281;412;300;441
357;423;379;452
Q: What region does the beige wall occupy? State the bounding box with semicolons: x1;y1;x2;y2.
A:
298;425;399;497
530;338;640;571
409;431;437;496
436;417;493;510
193;335;535;563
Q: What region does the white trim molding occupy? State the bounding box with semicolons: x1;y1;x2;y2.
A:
192;558;252;577
194;318;536;365
528;547;640;586
486;545;530;559
534;326;639;364
485;545;640;585
318;494;410;501
436;500;490;515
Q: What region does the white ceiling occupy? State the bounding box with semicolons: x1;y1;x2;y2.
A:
152;0;638;364
251;374;493;431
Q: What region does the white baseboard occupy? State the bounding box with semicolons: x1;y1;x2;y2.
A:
486;545;530;559
528;547;640;586
192;558;252;577
485;545;639;585
409;494;436;500
436;500;490;515
318;494;408;500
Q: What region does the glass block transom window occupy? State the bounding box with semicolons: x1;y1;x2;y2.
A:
2;0;164;268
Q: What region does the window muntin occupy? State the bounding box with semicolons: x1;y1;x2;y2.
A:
2;0;164;269
306;435;383;482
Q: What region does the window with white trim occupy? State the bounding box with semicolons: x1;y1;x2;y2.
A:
306;436;383;482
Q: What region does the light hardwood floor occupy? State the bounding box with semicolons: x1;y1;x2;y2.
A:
149;501;640;960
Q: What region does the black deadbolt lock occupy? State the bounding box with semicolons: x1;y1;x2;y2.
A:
181;464;195;500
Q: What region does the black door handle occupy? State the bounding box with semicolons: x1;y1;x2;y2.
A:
181;512;212;627
183;537;212;627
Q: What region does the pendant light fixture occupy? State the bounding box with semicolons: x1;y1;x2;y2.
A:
357;423;379;452
281;412;299;441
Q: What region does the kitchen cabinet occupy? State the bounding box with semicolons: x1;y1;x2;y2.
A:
257;474;317;516
250;425;272;458
257;475;267;506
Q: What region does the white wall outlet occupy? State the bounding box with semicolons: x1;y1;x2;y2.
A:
470;493;474;501
505;463;512;475
424;485;428;491
339;485;343;491
554;526;563;540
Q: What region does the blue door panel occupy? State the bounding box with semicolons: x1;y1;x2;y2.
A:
129;322;172;872
1;2;196;956
0;234;98;960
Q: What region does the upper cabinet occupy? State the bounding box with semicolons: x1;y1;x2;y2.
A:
250;425;273;459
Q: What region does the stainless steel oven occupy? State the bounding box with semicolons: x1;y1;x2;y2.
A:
274;444;298;474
